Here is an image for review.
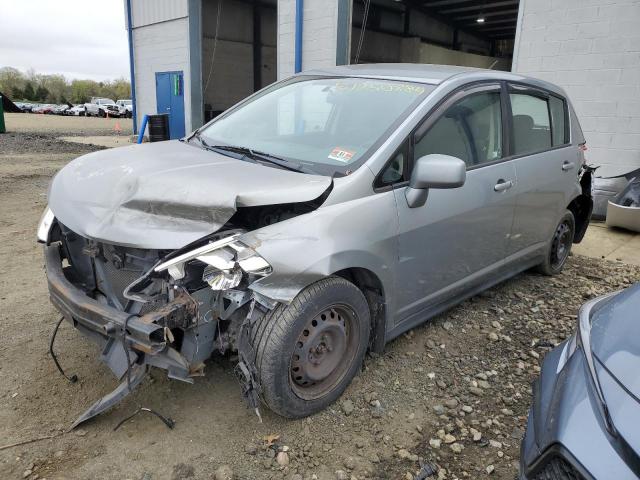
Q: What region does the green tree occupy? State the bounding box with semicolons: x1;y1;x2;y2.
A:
23;82;35;100
35;85;49;102
0;67;26;97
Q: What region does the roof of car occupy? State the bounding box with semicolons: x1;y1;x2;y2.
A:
300;63;566;97
303;63;482;84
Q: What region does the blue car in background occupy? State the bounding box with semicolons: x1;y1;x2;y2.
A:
521;283;640;479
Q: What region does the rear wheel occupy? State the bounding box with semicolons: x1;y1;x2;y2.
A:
537;210;575;275
250;276;370;418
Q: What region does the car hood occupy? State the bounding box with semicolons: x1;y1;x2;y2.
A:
48;140;332;249
591;283;640;401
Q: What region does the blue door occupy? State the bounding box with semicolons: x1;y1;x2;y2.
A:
155;71;185;139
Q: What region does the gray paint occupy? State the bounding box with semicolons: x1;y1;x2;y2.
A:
188;0;204;130
521;285;640;479
48;140;331;249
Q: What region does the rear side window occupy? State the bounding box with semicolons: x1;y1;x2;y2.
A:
510;93;551;155
549;95;568;146
414;91;503;168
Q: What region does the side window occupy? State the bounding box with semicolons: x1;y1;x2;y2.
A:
414;91;503;168
549;95;568;146
375;143;407;188
510;93;552;154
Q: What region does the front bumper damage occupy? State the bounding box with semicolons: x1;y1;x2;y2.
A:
44;235;277;427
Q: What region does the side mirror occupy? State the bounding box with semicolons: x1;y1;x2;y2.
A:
405;154;466;208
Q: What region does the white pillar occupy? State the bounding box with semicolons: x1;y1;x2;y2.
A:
277;0;352;80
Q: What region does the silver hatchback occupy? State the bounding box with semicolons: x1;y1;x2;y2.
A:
39;64;594;425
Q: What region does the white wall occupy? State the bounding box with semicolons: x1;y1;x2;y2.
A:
277;0;342;79
133;17;193;132
513;0;640;169
131;0;188;27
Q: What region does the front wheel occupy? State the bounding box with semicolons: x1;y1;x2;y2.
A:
250;276;370;418
537;210;575;275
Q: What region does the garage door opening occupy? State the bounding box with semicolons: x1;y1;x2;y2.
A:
351;0;518;70
201;0;277;122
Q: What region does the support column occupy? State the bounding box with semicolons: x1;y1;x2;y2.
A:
277;0;352;80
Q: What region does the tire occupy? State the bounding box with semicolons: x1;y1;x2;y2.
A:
99;109;106;118
250;276;370;418
537;210;575;275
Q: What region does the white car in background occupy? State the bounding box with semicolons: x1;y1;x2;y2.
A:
85;97;120;118
116;99;133;118
66;105;86;116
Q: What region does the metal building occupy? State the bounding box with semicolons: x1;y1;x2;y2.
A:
125;0;640;172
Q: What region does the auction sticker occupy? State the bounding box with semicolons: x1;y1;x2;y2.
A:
328;147;355;163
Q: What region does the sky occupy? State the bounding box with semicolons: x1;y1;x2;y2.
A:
0;0;130;81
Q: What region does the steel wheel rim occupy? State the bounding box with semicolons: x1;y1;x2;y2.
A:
290;304;359;400
551;220;572;269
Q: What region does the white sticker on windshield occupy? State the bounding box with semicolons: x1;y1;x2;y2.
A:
328;147;355;163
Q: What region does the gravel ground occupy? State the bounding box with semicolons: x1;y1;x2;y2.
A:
1;128;638;480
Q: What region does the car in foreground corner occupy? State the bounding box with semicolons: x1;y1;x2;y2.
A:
38;64;595;427
521;283;640;480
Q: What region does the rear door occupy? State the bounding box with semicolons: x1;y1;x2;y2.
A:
391;83;517;323
506;85;577;260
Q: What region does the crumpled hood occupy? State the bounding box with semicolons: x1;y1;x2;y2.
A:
591;283;640;401
48;140;332;249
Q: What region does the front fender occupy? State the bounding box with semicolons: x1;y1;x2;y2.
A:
241;191;399;315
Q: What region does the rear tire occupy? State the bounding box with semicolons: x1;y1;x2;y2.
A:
537;210;575;275
250;276;370;418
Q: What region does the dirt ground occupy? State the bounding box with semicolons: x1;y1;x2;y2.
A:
1;115;639;480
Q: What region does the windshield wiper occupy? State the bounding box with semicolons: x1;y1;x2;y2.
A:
204;143;305;173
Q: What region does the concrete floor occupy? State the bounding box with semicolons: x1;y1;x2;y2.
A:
574;221;640;266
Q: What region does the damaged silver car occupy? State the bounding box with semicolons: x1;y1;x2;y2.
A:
38;64;595;426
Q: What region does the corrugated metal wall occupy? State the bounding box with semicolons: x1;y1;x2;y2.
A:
131;0;188;28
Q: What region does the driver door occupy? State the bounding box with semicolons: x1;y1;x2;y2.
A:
391;83;517;324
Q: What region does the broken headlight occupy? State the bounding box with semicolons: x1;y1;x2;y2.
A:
154;234;272;289
37;206;55;243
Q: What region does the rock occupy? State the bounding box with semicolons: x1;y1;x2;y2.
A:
213;465;234;480
341;400;355;416
486;465;495;474
74;429;87;437
344;457;356;470
443;321;453;331
489;440;502;448
244;443;258;455
276;452;289;467
429;438;441;449
450;443;464;453
488;332;499;341
23;470;32;479
469;386;484;396
444;399;458;409
335;470;349;480
443;434;456;444
461;405;473;413
171;464;195;480
291;475;303;480
433;404;445;415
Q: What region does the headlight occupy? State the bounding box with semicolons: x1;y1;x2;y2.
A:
154;233;272;289
37;206;55;243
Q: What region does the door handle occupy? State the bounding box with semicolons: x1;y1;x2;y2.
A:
562;161;575;171
494;179;513;192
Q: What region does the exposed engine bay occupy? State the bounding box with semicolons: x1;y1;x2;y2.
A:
43;199;327;427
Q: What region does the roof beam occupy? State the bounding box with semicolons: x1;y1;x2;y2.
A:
456;8;519;20
441;0;519;14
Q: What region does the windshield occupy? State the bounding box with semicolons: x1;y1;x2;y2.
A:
198;76;433;175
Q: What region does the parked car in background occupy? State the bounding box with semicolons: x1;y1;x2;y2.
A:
65;104;86;116
521;283;640;480
53;104;69;115
32;104;55;114
38;65;594;427
85;97;120;117
116;99;132;118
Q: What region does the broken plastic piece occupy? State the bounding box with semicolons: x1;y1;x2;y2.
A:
71;364;147;429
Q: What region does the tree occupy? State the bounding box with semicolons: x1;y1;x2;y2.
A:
35;85;49;102
23;82;35;101
0;67;26;97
